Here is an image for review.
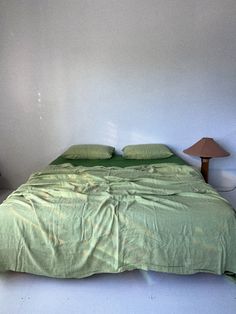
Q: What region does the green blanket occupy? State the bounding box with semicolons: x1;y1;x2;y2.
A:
0;163;236;278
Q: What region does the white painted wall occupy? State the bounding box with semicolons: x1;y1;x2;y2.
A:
0;0;236;189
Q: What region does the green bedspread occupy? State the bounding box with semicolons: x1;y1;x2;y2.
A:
0;163;236;278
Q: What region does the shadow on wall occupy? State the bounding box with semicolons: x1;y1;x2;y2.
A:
0;174;11;190
86;121;163;154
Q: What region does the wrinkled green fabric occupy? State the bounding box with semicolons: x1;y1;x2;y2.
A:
0;163;236;278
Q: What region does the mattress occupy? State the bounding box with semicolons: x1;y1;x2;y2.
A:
0;154;236;279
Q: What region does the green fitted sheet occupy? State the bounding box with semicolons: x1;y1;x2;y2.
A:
51;154;186;167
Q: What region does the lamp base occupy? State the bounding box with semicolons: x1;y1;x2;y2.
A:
201;157;211;183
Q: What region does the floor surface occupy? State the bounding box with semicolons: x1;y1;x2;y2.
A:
0;271;236;314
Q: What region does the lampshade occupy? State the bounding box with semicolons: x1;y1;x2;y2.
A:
183;137;230;158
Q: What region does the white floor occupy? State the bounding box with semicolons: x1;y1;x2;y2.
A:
0;271;236;314
1;190;236;314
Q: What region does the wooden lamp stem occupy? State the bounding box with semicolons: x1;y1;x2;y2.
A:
201;157;211;183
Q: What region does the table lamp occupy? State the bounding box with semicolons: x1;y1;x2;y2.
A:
183;137;230;183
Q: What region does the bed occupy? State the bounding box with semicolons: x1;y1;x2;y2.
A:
0;144;236;279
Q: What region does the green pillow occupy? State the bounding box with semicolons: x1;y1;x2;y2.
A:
62;144;115;159
122;144;173;159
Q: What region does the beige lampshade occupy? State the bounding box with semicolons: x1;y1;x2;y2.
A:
183;137;230;158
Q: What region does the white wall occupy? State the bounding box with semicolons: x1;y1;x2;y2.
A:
0;0;236;189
